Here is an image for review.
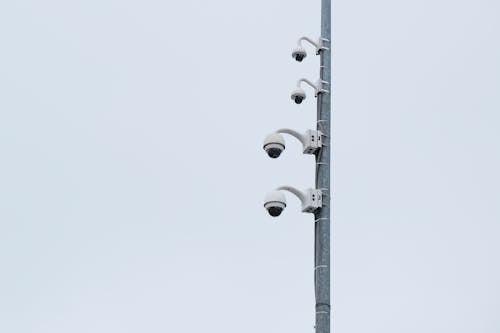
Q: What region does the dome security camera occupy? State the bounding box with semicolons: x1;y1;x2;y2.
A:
264;191;287;217
263;129;322;158
291;78;329;104
292;47;307;62
292;36;329;61
291;88;306;104
264;186;322;217
263;133;285;158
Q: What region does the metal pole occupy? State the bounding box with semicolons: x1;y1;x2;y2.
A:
315;0;331;333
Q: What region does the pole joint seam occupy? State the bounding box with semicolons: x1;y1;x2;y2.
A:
316;303;331;309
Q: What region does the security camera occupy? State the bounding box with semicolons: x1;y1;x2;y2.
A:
291;88;306;104
291;78;329;104
264;191;287;217
263;129;322;158
293;37;329;61
292;47;307;62
263;133;285;158
264;186;322;217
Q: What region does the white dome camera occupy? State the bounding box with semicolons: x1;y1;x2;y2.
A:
264;186;322;217
263;129;322;158
292;47;307;62
264;191;287;217
292;36;329;62
263;133;285;158
291;88;306;104
291;78;329;105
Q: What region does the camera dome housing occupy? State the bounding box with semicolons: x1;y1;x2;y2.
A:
263;133;285;158
292;47;307;62
263;191;287;217
291;89;306;104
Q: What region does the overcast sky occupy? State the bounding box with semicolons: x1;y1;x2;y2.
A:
1;0;499;332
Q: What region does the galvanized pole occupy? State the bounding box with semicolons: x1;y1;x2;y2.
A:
315;0;331;333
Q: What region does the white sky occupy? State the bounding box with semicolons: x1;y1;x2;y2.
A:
0;0;499;332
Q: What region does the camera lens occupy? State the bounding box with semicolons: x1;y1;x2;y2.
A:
268;206;283;217
267;148;282;158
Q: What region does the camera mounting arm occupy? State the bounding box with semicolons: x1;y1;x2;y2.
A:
276;128;306;145
276;186;323;213
297;36;329;54
297;78;330;97
275;128;323;154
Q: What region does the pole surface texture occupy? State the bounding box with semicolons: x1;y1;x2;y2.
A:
315;0;331;333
